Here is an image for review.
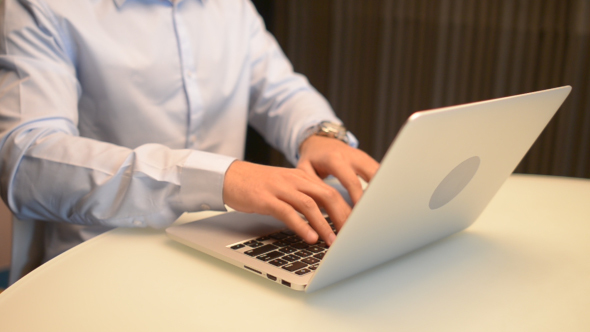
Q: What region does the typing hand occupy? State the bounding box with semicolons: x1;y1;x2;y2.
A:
222;160;351;246
297;135;379;205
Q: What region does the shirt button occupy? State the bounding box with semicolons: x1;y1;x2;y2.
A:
186;71;195;79
200;204;211;211
189;135;197;143
133;220;143;226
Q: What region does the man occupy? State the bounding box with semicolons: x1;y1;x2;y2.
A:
0;0;379;262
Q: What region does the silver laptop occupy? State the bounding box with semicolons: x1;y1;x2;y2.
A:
166;86;571;293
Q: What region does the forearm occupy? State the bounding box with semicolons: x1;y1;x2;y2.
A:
1;121;235;228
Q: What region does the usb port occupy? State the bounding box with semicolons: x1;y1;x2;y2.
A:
281;280;291;287
267;274;277;281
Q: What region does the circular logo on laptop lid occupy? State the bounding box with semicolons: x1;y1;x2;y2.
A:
429;156;481;210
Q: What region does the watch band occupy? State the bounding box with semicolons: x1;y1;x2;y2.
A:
300;121;350;148
314;121;350;144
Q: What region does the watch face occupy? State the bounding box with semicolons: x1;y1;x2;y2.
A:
318;122;349;143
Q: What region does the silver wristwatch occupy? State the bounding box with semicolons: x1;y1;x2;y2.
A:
302;121;350;145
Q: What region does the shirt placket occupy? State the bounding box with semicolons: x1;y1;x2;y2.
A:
171;1;203;148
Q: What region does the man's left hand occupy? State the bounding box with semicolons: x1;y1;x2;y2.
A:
297;135;380;205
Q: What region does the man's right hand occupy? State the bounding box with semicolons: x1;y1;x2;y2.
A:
222;160;352;246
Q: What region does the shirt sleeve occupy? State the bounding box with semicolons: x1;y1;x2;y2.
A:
243;1;357;166
0;0;235;229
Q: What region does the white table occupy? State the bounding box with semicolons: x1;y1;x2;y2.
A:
1;174;589;331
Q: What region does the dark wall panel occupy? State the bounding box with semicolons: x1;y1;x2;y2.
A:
270;0;590;178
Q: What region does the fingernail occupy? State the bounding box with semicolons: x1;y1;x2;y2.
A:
306;229;318;243
328;233;336;246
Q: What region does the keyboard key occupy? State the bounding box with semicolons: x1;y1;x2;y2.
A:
294;250;312;258
272;241;290;247
279;247;297;254
282;261;307;272
230;244;245;250
269;259;288;267
244;244;278;257
315;243;329;249
281;229;296;236
291;242;310;250
270;232;289;240
301;257;320;265
256;251;284;261
244;240;263;248
295;268;312;276
285;237;300;244
307;246;324;253
313;253;325;260
256;236;270;241
309;264;319;270
282;254;299;262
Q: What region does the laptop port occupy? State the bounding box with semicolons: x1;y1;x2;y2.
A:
267;274;277;281
281;280;291;287
244;266;261;274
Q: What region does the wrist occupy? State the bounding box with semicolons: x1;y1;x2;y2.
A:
298;121;350;155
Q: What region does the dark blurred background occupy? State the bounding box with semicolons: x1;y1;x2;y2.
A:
248;0;590;179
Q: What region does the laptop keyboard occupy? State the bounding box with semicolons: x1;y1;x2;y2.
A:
228;220;336;276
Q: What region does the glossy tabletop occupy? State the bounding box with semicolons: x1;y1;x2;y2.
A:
0;174;589;331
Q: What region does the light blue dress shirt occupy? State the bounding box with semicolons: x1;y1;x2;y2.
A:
0;0;355;257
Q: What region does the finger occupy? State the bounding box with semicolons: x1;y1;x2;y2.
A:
325;161;365;205
297;159;320;179
267;198;319;244
285;170;352;229
300;180;352;232
351;151;380;183
277;188;337;245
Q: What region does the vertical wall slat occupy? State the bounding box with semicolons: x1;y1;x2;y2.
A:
271;0;590;178
374;0;395;156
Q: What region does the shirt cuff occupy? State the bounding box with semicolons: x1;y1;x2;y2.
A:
179;150;237;212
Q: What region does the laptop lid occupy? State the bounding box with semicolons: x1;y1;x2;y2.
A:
167;86;571;293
